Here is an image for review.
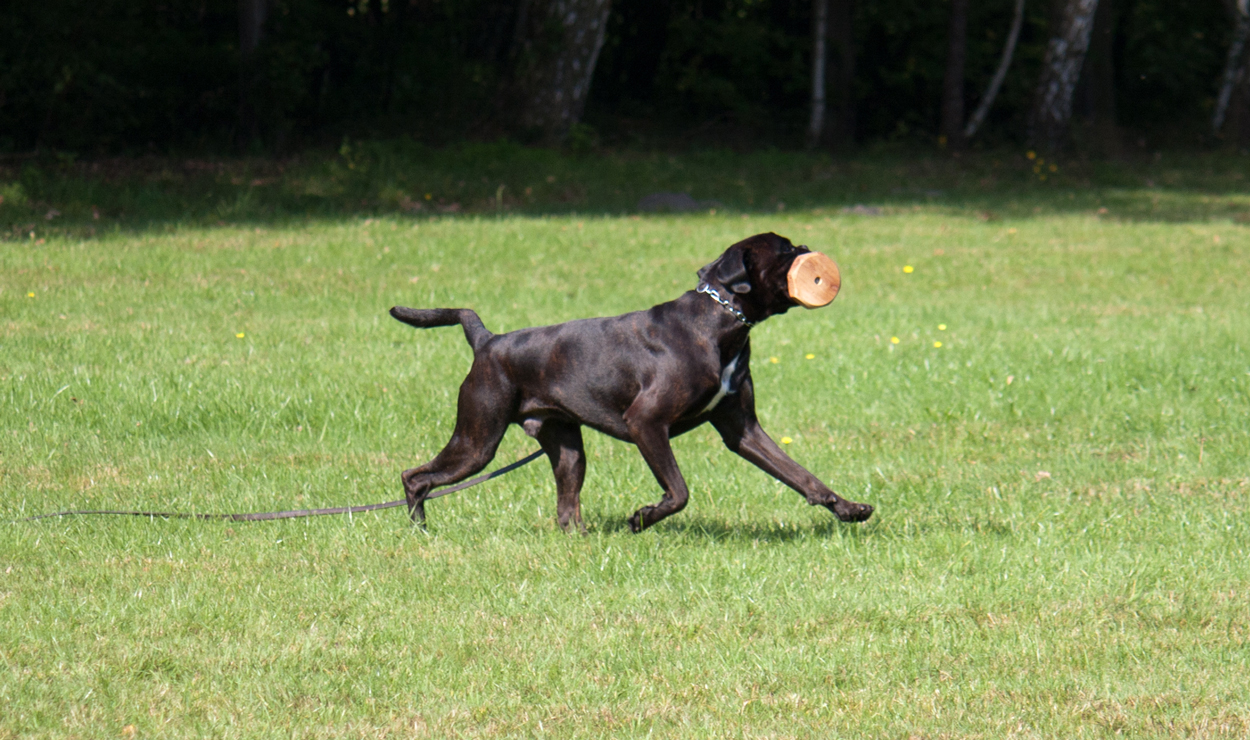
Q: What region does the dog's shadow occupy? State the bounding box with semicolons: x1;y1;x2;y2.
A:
591;514;880;544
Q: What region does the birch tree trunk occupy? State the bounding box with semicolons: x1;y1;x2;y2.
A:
939;0;969;149
1029;0;1099;153
1213;0;1250;134
506;0;613;142
807;0;829;149
965;0;1025;139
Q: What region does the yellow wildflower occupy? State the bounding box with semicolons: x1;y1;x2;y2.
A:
933;341;942;348
903;265;914;273
769;356;779;364
938;324;946;331
781;437;793;444
890;336;900;344
236;332;245;338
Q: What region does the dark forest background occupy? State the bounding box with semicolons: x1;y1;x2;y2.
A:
2;0;1248;155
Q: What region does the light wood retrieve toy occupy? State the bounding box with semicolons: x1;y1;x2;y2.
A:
786;251;841;308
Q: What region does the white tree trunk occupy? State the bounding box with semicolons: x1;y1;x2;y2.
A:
1214;0;1250;133
807;0;829;149
965;0;1026;139
1030;0;1099;152
511;0;613;141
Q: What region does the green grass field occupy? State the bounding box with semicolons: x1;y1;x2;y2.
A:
2;148;1249;738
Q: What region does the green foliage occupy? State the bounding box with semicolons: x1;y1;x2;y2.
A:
0;0;237;151
658;1;809;121
2;151;1250;736
0;0;512;153
565;123;602;155
1117;0;1231;137
0;0;1240;152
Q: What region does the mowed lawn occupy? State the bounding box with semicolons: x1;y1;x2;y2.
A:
2;190;1249;737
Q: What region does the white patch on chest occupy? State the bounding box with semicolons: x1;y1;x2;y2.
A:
700;352;741;414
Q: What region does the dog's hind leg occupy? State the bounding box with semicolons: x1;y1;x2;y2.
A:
534;421;587;533
401;370;513;526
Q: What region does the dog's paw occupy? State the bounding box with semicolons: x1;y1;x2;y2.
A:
826;499;873;523
627;510;645;533
406;497;426;526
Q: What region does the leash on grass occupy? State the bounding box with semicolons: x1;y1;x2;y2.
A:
14;449;546;523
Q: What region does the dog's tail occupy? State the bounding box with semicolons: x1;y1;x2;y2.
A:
389;307;493;352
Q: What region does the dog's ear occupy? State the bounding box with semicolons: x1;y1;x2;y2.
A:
697;245;752;294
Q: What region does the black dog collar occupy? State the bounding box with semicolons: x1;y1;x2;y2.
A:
697;284;753;327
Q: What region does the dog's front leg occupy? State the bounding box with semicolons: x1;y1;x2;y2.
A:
710;382;873;523
623;400;691;532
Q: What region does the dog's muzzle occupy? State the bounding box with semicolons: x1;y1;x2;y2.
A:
787;252;841;308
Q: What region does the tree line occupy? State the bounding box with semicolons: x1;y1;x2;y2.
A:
1;0;1246;154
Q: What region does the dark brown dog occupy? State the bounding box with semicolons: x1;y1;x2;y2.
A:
390;232;874;532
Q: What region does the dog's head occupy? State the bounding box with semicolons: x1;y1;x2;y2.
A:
697;232;835;323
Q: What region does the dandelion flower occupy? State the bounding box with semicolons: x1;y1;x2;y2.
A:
781;437;793;445
769;356;779;364
27;292;35;298
933;341;942;348
890;336;900;344
805;353;815;360
903;265;914;273
938;324;946;331
236;332;245;338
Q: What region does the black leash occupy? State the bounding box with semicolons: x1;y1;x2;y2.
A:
14;449;546;523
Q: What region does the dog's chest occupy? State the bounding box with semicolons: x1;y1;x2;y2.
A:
700;352;742;413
